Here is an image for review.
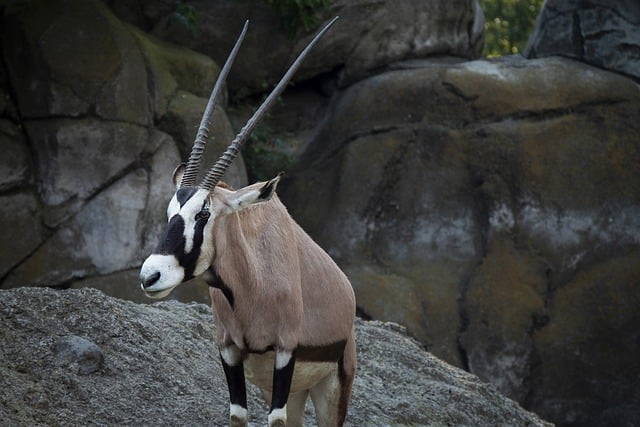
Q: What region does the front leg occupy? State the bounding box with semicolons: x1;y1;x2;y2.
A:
269;350;296;426
220;345;247;427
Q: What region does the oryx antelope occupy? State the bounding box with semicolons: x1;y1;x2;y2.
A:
139;18;356;427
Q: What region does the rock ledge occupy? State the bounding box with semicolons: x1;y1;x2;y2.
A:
0;287;551;426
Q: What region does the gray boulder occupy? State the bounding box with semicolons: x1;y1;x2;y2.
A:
0;191;45;280
53;335;104;376
0;0;246;299
281;55;640;426
2;134;179;287
111;0;485;91
524;0;640;81
0;119;30;191
0;287;551;426
2;0;149;123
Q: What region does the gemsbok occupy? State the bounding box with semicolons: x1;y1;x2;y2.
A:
138;18;356;427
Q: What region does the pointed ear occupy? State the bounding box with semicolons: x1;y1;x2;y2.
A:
172;163;186;189
228;173;283;212
258;172;283;201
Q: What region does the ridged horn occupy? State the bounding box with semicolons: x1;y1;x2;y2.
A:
179;20;249;188
200;16;339;191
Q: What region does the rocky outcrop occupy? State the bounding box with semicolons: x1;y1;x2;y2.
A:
524;0;640;82
110;0;485;92
0;0;246;297
282;55;640;426
1;1;639;426
0;287;551;426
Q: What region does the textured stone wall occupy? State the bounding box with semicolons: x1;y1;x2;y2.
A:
525;0;640;82
282;55;640;426
0;0;246;302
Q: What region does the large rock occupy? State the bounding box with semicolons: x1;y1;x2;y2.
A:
524;0;640;82
0;0;248;296
2;0;149;123
0;119;42;279
0;287;551;426
529;250;640;427
111;0;485;92
459;237;548;402
282;55;640;426
24;119;160;219
2;133;179;288
159;90;248;187
0;191;46;280
0;119;30;191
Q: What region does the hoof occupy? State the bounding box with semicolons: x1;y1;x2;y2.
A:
230;414;248;427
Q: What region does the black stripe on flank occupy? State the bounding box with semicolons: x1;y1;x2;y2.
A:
176;187;198;207
297;340;347;363
243;341;347;363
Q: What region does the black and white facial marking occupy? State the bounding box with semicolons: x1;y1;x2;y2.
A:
139;187;215;299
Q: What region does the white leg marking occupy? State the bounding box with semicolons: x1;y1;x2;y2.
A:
229;403;248;425
221;345;242;366
268;405;287;427
275;350;293;370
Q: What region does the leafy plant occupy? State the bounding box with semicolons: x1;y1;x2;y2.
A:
242;125;295;182
480;0;544;57
171;0;199;36
263;0;330;35
228;93;294;182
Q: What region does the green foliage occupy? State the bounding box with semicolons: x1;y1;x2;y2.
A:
263;0;330;35
171;0;199;36
480;0;543;57
241;124;294;182
228;96;294;182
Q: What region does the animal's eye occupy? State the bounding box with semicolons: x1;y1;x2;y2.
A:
195;210;210;221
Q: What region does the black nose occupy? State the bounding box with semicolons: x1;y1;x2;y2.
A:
141;272;161;289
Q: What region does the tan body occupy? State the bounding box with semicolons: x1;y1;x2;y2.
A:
205;192;357;426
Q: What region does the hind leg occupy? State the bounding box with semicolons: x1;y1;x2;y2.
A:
286;390;309;427
309;334;356;427
259;389;308;427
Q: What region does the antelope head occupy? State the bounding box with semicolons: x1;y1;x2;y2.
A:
139;18;337;299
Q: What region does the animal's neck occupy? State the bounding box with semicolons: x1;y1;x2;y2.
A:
211;202;273;300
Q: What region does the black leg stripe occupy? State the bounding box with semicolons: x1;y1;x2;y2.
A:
270;355;296;411
220;355;247;409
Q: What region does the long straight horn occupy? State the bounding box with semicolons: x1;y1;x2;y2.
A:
200;16;339;191
179;20;250;188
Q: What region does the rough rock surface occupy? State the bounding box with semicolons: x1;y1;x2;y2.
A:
0;287;551;427
110;0;485;91
282;55;640;427
525;0;640;81
0;0;246;296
